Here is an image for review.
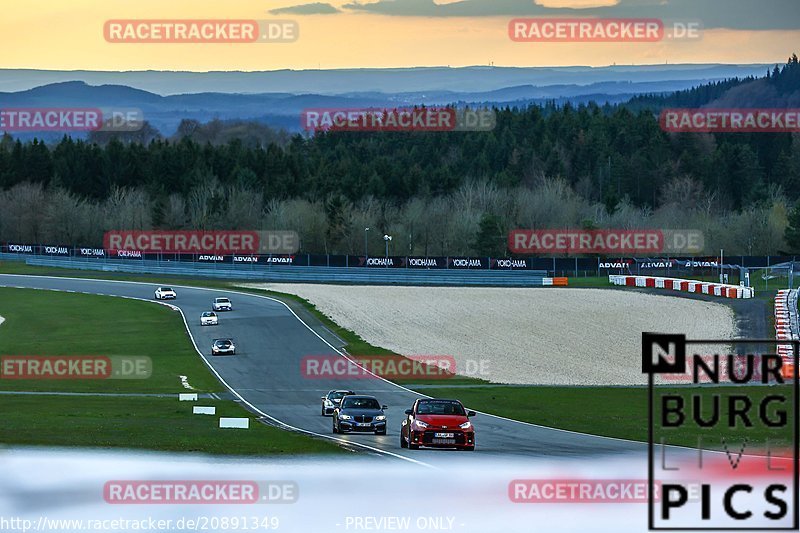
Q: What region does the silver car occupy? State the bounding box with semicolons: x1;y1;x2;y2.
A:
212;297;232;311
321;389;355;416
211;338;236;356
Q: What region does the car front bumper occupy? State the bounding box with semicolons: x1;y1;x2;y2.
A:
337;419;387;432
409;430;474;448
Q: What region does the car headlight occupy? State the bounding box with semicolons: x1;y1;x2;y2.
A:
413;419;428;429
324;400;334;407
339;414;352;420
459;421;472;430
374;415;386;421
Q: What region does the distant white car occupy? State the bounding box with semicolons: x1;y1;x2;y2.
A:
154;287;176;300
212;297;232;311
200;311;218;326
212;338;236;356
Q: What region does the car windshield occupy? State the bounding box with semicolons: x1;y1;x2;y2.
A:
202;312;214;317
330;391;349;400
161;288;172;291
341;397;380;410
215;340;231;347
417;401;465;416
216;298;229;303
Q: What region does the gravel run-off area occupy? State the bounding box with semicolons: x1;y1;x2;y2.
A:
241;285;737;386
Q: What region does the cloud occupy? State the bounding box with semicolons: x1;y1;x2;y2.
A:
269;2;341;15
335;0;800;30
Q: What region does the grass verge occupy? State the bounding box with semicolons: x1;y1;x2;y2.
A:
0;285;343;455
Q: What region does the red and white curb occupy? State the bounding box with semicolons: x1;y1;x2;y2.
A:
609;275;754;299
775;289;798;379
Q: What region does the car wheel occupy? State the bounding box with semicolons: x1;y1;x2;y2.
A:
332;420;338;433
464;445;475;451
400;433;407;448
375;430;386;435
321;406;325;416
409;442;419;450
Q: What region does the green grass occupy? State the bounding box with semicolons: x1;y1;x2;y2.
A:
0;285;343;455
422;385;795;450
0;287;221;393
0;395;341;455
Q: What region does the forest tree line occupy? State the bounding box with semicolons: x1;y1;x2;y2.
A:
1;57;800;256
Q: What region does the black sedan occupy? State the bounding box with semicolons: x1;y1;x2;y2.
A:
332;395;387;435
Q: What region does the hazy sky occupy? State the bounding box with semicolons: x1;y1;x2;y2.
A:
2;0;797;71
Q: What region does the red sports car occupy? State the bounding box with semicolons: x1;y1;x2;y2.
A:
400;398;476;451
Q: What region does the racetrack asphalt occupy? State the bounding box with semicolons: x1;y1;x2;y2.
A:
0;274;646;465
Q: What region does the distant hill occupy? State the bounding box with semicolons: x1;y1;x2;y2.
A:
0;62;780;139
0;64;773;95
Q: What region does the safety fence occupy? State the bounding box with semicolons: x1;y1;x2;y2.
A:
608;275;755;299
775;289;799;379
0;253;568;287
1;243;796;278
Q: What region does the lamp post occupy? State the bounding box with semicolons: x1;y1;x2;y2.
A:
364;227;370;259
383;234;392;258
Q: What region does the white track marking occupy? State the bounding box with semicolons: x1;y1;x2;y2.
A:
179;375;195;390
0;315;5;327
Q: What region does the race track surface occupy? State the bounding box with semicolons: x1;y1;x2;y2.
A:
0;274;645;464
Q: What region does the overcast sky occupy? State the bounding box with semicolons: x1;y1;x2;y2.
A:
2;0;797;71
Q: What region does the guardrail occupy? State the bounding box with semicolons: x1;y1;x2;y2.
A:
608;274;755;299
0;253;568;287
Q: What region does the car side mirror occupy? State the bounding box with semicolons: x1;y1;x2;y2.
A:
382;405;388;410
467;411;476;417
404;409;413;415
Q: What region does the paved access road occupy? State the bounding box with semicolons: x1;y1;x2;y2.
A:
0;274;645;464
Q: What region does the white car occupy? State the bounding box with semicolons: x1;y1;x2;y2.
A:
200;311;218;326
212;338;236;356
212;297;232;311
154;287;176;300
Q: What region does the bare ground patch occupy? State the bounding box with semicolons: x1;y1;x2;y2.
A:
241;285;736;385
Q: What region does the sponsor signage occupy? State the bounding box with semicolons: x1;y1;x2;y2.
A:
448;257;487;269
403;256;445;269
78;248;105;257
42;245;70;256
6;243;35;254
491;258;529;270
357;256;404;268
